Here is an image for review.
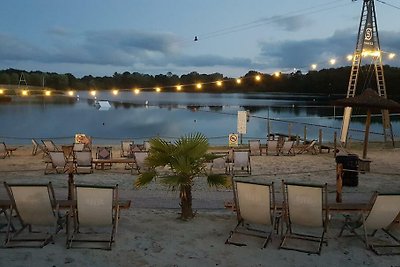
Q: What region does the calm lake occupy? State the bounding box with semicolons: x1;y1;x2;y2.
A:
0;91;398;145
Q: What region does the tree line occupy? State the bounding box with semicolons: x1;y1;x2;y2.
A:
1;66;399;98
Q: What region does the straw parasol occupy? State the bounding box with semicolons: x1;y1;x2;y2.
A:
334;88;400;159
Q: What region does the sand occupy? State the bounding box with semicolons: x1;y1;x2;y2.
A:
0;144;399;266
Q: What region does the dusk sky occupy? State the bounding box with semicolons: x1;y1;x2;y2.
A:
1;0;399;78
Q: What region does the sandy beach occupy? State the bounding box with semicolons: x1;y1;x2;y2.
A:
0;143;399;266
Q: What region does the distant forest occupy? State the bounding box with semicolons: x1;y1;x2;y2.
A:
1;66;399;97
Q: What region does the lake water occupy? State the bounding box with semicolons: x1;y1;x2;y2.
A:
0;91;398;145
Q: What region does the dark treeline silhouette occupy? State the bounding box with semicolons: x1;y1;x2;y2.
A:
1;66;399;98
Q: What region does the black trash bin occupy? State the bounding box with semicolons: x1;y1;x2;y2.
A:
335;154;359;186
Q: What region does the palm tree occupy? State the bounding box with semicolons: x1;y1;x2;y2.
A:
134;133;230;220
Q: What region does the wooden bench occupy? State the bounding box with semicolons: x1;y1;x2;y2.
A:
92;158;136;171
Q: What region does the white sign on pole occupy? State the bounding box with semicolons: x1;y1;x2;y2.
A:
237;111;247;134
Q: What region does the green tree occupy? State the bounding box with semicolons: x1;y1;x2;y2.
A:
135;133;230;220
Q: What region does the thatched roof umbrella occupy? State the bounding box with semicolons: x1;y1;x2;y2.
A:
333;88;400;159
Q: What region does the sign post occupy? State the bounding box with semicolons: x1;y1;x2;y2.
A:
229;133;239;147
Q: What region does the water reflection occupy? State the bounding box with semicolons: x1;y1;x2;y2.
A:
0;91;398;144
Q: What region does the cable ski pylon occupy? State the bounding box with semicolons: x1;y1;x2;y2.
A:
340;0;393;146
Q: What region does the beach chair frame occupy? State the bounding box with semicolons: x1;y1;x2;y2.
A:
339;192;400;255
132;151;150;174
280;181;328;255
232;150;251;176
45;151;68;174
226;180;276;248
95;146;113;169
249;139;262;156
67;184;119;250
120;140;133;157
3;182;66;248
74;151;93;174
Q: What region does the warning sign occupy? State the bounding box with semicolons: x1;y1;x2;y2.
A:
229;133;239;147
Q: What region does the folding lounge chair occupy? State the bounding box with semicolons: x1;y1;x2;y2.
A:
120;140;133;157
132;151;149;174
280;181;328;255
143;140;151;151
0;142;8;159
232;150;251;176
210;154;229;175
267;140;280;155
296;140;318;155
31;139;46;156
249;140;262;156
73;143;85;152
280;140;295;156
339;192;400;255
74;151;93;174
95;146;113;169
45;151;68;174
41;139;60;153
3;182;66;248
67;184;119;250
226;181;276;248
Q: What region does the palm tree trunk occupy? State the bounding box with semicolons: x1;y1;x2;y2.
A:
180;184;193;220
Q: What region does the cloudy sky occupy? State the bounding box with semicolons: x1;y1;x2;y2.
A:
0;0;399;77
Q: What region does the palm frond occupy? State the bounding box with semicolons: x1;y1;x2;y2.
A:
135;170;157;188
206;174;231;188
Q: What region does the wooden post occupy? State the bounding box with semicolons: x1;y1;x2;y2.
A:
336;163;343;203
303;126;307;144
334;131;337;158
288;123;292;140
296;135;300;146
318;129;322;154
67;163;75;200
362;110;371;159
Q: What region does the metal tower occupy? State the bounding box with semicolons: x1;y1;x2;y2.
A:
340;0;393;145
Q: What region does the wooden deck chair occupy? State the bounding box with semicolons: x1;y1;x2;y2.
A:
3;182;66;248
143;140;151;151
232;150;251;176
132;151;149;174
280;140;295;156
280;181;328;255
120;140;133;157
95;146;113;169
226;181;276;248
67;184;119;250
296;140;318;155
41;139;60;153
0;142;8;159
249;140;262;156
210;154;229;175
339;192;400;255
75;151;93;174
45;151;68;174
73;143;85;152
266;140;280;155
31;139;46;156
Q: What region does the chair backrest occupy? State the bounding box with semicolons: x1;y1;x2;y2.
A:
134;151;149;169
249;140;261;156
121;140;133;156
42;140;58;152
235;181;274;226
32;139;39;148
0;142;6;154
49;151;66;167
75;151;92;166
75;185;117;227
143;141;151;151
4;182;57;226
73;143;85;152
96;146;112;160
281;141;294;153
267;140;279;154
364;193;400;230
212;156;227;170
234;151;250;168
284;182;327;228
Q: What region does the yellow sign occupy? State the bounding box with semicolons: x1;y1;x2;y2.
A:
229;133;239;147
